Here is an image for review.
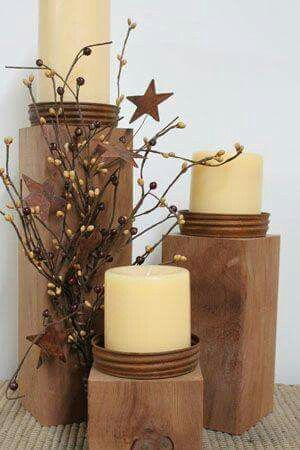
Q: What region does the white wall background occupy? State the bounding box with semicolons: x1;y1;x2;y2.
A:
0;0;299;384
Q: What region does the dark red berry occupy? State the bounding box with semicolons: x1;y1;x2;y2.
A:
110;174;118;186
119;136;127;144
118;216;126;226
130;227;138;236
47;252;54;259
49;142;57;151
106;255;113;263
110;228;117;237
68;143;76;152
64;180;71;190
95;121;102;128
9;381;18;391
23;207;31;216
99;202;105;211
170;205;178;213
149;138;157;147
68;276;76;286
75;127;83;137
149;182;157;190
135;256;145;265
76;77;85;86
83;47;92;56
43;309;50;318
36;59;43;67
98;251;105;258
71;303;78;312
57;86;65;96
33;247;41;255
94;285;103;294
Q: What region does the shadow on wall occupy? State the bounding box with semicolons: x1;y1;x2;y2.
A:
0;51;35;379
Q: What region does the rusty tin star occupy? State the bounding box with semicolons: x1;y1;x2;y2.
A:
26;324;67;369
127;79;173;123
23;174;65;222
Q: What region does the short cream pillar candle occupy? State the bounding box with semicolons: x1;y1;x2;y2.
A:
37;0;110;103
190;151;263;215
105;265;191;353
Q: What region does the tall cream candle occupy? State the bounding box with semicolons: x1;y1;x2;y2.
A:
105;265;191;353
190;151;263;215
37;0;110;103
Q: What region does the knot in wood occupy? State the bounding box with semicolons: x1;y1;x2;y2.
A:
131;429;174;450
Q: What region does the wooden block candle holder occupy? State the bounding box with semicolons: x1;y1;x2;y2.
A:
88;335;203;449
18;105;133;426
162;214;280;435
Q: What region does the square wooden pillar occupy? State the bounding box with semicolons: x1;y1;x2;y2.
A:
18;125;133;426
88;366;203;450
162;234;280;435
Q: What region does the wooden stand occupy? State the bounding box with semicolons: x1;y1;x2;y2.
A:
19;124;133;426
162;234;280;435
88;366;203;449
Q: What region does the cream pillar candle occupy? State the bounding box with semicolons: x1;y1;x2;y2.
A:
190;151;263;214
37;0;110;103
105;265;191;353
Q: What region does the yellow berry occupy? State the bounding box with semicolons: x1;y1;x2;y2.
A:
55;287;62;296
47;290;56;297
4;214;13;222
4;137;13;145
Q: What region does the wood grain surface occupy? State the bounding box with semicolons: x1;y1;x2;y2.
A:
18;124;132;426
88;366;203;449
162;234;280;435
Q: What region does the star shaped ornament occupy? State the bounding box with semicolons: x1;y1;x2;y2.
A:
127;79;173;123
96;141;142;168
26;324;67;369
23;175;65;222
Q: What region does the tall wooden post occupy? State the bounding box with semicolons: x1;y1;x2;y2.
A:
19;120;133;426
162;233;280;435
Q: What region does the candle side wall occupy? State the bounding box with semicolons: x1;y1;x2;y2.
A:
37;0;110;103
105;267;191;353
189;152;263;214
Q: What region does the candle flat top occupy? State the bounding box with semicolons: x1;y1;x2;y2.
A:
106;265;189;278
192;151;262;161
